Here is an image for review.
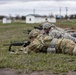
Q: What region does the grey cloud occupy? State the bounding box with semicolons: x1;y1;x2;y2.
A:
0;0;76;16
0;0;75;4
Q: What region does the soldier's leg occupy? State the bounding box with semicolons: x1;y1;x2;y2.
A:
60;39;75;55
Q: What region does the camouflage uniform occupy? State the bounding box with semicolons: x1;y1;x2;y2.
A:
70;32;76;38
42;22;55;35
19;27;76;55
24;35;76;55
50;38;76;55
49;29;62;38
42;22;64;35
20;29;42;53
49;29;76;43
20;29;52;53
21;34;53;53
41;22;76;43
42;22;53;29
21;31;76;55
29;29;41;38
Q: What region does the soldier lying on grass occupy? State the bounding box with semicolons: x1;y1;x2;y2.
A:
41;22;76;43
19;29;76;55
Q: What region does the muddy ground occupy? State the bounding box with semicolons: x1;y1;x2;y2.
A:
0;68;76;75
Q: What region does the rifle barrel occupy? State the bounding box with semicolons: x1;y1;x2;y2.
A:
3;41;30;51
3;42;24;46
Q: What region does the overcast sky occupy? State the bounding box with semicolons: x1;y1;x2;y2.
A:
0;0;76;16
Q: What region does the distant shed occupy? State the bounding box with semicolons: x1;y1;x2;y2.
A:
2;17;12;24
26;14;56;23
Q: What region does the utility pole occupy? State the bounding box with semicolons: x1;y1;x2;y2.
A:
33;9;35;14
60;7;61;16
66;7;68;16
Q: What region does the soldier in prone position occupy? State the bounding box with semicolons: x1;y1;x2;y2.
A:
20;29;55;54
49;38;76;55
41;21;76;43
19;29;76;55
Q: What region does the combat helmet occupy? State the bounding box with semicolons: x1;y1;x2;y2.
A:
42;22;55;29
29;29;41;39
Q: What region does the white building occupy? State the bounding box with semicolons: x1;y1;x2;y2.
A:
2;17;12;24
26;14;56;23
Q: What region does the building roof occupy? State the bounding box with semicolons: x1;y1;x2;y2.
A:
3;16;11;20
26;14;42;17
26;14;55;18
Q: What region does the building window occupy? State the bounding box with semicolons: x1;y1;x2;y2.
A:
45;18;47;21
29;18;31;21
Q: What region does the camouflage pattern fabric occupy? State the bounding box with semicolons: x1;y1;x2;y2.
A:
62;33;76;43
49;29;62;38
29;29;41;38
49;29;76;43
70;32;76;38
56;27;65;32
28;38;43;52
21;34;52;53
20;27;76;55
28;34;52;52
56;38;76;55
42;22;55;29
47;38;76;55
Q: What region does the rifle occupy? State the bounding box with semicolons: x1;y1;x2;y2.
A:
34;26;43;30
3;41;30;52
23;25;43;34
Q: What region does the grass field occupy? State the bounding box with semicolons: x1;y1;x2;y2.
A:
0;20;76;74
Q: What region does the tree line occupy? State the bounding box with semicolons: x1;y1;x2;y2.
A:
56;14;76;19
0;14;76;20
0;15;26;20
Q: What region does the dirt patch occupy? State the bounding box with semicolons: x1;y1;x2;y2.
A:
0;68;76;75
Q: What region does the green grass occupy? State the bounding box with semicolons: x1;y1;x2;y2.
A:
0;20;76;74
56;19;76;28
